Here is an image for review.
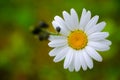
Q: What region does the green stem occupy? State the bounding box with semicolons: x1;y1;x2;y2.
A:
41;28;60;36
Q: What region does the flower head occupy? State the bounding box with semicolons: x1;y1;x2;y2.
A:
48;8;111;72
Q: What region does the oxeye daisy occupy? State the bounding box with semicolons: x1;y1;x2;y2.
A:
48;8;111;72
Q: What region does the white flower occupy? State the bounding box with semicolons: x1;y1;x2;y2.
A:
48;8;111;72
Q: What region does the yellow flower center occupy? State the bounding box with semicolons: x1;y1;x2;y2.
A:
68;30;88;50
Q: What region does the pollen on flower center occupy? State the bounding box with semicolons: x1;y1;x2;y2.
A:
68;30;88;50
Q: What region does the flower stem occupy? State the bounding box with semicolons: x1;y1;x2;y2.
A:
41;28;60;36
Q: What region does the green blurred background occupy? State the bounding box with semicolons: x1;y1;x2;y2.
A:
0;0;120;80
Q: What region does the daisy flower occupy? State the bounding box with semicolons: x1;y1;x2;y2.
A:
48;8;111;72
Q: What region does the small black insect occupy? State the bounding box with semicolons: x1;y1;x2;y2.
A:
56;26;61;33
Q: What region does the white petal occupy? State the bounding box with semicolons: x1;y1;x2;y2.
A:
62;11;75;30
99;40;112;46
49;47;64;56
68;62;74;72
85;46;102;62
48;35;66;41
54;16;66;28
53;47;69;62
79;10;91;30
48;39;67;47
52;21;57;29
86;22;106;35
81;8;87;18
54;16;70;34
68;63;74;72
79;50;87;71
64;48;74;69
68;66;74;72
88;32;109;41
52;21;69;35
88;41;110;51
70;8;79;28
83;49;93;69
74;51;81;72
68;53;75;72
85;15;99;32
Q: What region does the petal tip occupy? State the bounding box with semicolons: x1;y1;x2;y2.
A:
82;8;86;11
70;8;75;11
97;57;103;62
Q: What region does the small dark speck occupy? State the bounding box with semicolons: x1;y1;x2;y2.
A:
56;27;61;32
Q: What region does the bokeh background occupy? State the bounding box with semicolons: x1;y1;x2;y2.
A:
0;0;120;80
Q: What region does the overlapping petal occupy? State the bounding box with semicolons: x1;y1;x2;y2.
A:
79;9;91;30
48;39;67;47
